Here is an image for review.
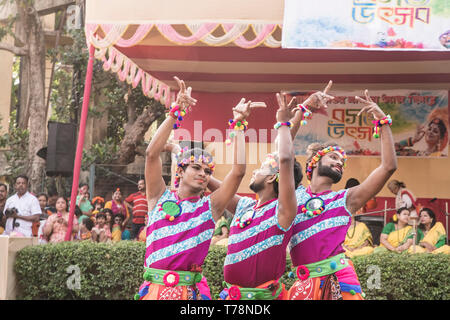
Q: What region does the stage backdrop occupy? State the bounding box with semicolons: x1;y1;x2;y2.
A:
282;0;450;50
290;89;449;157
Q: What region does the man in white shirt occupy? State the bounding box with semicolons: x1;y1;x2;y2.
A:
3;175;41;237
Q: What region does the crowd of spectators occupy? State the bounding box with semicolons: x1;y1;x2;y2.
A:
0;175;148;244
0;175;448;255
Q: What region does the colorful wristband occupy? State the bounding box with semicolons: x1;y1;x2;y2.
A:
226;119;248;145
273;121;293;130
372;115;392;138
169;104;187;129
297;104;313;126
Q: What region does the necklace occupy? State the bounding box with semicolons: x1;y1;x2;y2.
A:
346;220;357;239
300;186;331;218
158;191;201;221
236;198;277;229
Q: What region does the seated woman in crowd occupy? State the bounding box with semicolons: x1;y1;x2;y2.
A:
343;214;374;257
409;207;450;254
210;215;231;246
374;207;423;254
43;197;79;243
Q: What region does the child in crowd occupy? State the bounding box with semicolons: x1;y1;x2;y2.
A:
79;217;94;241
137;215;148;242
92;212;112;242
91;196;105;221
111;213;125;242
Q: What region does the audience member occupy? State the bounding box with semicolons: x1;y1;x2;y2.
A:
33;193;48;237
92;212;111;243
75;183;93;218
387;180;420;213
91;196;105;220
409;207;450;254
78;217;94;241
125;179;148;239
104;188;130;230
374;207;423;253
3;175;41;237
342;178;374;257
343;214;374;257
211;216;231;246
137;214;148;242
111;213;125;242
0;183;8;234
42;196;79;243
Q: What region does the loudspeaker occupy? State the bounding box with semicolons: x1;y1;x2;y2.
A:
46;121;77;176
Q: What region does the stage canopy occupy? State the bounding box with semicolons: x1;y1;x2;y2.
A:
85;0;450;110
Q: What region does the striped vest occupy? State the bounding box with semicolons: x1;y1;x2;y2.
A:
289;186;351;267
224;197;293;287
145;189;215;271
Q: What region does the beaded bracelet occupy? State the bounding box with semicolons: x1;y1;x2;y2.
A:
225;119;248;145
297;104;313;126
273;121;293;130
169;104;187;129
372;115;392;138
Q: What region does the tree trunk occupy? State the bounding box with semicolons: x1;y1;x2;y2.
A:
115;101;165;165
17;2;47;193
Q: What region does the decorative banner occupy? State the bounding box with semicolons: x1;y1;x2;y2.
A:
282;0;450;50
291;90;449;157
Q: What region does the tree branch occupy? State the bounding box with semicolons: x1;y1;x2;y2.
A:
0;42;28;55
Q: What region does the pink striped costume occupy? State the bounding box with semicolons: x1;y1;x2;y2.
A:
135;189;215;300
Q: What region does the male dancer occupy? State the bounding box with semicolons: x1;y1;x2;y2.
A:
207;92;304;300
137;77;260;300
288;89;397;300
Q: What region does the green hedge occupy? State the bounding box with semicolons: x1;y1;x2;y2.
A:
14;241;449;300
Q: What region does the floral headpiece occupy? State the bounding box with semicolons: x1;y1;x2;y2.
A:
306;146;347;181
174;147;215;188
92;196;105;204
262;153;280;181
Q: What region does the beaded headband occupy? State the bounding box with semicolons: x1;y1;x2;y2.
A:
174;148;215;188
306;146;347;181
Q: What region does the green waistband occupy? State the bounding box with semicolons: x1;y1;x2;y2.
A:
143;267;203;286
224;281;283;300
295;253;349;279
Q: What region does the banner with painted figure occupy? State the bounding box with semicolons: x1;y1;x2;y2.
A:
290;90;449;157
282;0;450;50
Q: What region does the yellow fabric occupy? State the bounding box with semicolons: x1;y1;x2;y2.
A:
344;222;374;257
345;246;374;258
104;200;130;219
409;223;449;254
381;225;412;248
422;222;446;247
344;222;373;248
432;245;450;254
111;225;122;242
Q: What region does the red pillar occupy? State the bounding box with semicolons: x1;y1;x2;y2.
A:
65;44;95;241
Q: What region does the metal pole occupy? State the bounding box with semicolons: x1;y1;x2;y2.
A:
384;200;387;226
446;202;449;245
89;164;95;199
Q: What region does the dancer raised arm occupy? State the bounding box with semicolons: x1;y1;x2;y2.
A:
288;89;397;300
145;76;197;209
217;92;303;301
346;90;397;214
289;80;335;141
